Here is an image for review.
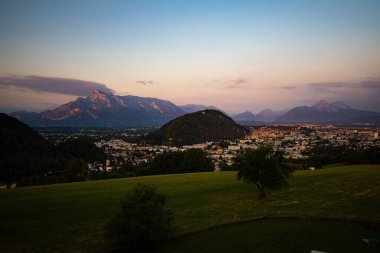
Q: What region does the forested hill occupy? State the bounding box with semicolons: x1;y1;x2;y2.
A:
0;113;48;148
0;113;56;182
145;109;249;146
0;113;105;184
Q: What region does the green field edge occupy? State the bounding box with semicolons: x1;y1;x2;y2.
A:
176;215;379;238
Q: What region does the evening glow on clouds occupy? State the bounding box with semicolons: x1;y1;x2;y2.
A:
0;0;379;113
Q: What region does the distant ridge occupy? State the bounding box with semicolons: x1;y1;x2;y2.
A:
179;104;221;113
232;109;284;123
255;109;285;122
145;109;249;146
232;111;256;122
9;96;380;127
277;100;380;123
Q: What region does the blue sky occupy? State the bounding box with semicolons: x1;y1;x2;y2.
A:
0;0;379;113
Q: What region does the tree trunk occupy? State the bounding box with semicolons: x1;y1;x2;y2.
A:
259;190;266;198
258;186;266;199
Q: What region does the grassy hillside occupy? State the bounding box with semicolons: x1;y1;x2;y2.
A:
0;165;379;252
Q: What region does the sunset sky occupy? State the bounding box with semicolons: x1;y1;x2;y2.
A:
1;0;379;113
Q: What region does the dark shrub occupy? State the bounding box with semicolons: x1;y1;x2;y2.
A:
105;184;175;250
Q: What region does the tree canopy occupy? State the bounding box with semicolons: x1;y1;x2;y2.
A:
150;149;214;174
57;137;106;163
234;145;294;198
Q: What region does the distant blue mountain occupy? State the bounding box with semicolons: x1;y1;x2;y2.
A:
179;104;221;113
277;100;380;123
232;109;284;123
231;111;256;122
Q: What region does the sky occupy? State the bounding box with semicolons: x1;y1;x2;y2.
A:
0;0;380;113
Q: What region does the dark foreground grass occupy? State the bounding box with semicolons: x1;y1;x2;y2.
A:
0;165;379;252
144;219;380;253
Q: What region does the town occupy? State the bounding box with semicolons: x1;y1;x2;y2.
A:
38;125;380;173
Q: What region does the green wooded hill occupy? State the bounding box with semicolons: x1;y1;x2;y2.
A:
145;109;249;146
0;165;379;252
0;113;56;182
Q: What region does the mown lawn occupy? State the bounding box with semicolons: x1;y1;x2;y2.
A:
144;219;380;253
0;165;379;252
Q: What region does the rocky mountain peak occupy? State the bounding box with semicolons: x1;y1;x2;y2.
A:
257;109;273;116
88;90;111;101
86;90;115;108
311;100;353;112
312;100;330;110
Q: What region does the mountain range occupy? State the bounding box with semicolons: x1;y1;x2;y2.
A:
276;100;380;123
8;91;380;126
11;90;185;127
179;104;221;113
231;109;284;123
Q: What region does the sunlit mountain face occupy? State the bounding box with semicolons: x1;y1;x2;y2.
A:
11;90;185;127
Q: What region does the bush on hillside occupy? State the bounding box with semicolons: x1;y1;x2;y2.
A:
105;184;175;250
219;160;234;171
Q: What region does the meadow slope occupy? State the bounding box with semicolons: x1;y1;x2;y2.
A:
0;165;379;252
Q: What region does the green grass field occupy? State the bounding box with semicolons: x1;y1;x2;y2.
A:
0;165;380;252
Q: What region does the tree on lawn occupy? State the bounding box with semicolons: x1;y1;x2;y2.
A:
234;145;294;198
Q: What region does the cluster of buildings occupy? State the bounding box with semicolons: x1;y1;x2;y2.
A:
247;125;379;159
93;125;380;171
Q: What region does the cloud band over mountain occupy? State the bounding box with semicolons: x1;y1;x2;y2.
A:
136;80;159;85
0;76;114;96
309;80;380;90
